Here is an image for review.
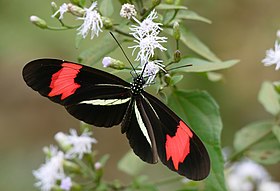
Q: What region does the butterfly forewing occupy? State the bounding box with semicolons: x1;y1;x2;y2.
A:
142;92;210;180
23;59;131;127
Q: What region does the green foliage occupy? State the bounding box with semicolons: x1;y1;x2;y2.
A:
258;81;280;116
100;0;114;16
175;10;211;24
118;150;146;176
234;121;280;164
164;26;221;62
156;4;188;10
175;57;238;72
78;33;123;65
231;80;280;166
168;90;226;191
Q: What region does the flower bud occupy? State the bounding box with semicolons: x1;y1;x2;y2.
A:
173;21;180;40
102;57;125;70
94;162;102;170
165;0;174;4
30;16;47;29
102;17;113;29
55;132;72;151
164;73;171;85
50;2;58;14
174;50;181;62
68;3;85;17
120;3;137;20
152;0;161;6
174;0;181;5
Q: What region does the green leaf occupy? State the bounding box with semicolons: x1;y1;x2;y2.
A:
168;90;226;191
156;4;188;10
175;57;238;72
131;176;157;191
170;74;184;86
272;125;280;143
273;81;280;94
78;33;122;66
118;150;146;176
162;10;176;25
99;0;114;17
234;121;280;164
98;154;110;167
165;26;220;62
176;10;211;24
258;81;280;116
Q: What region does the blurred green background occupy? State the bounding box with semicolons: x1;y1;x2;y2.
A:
1;0;280;190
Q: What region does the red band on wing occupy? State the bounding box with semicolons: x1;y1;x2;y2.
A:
48;63;82;100
165;121;193;170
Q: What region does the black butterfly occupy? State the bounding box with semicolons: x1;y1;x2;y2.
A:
22;58;210;180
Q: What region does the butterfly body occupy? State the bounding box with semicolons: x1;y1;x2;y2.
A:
23;58;210;180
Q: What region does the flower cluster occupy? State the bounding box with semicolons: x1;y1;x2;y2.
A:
129;10;167;84
120;3;137;19
33;129;97;191
55;128;97;159
262;31;280;70
76;2;103;39
34;1;104;39
129;9;167;65
33;146;66;191
262;41;280;70
226;159;280;191
101;9;167;85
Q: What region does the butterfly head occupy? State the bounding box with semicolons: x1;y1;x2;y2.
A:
131;76;145;95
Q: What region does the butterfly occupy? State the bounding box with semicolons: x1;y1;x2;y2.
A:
22;58;210;180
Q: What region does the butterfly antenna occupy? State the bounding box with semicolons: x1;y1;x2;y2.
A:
140;62;148;77
109;32;136;74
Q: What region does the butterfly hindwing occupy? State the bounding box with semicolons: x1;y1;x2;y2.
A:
23;59;132;127
142;92;210;180
121;97;157;164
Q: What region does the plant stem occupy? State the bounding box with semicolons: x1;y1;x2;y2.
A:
46;25;78;31
113;28;133;38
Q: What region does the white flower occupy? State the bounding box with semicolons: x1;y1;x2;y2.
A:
226;160;270;191
130;34;167;64
129;10;167;64
141;60;164;84
60;177;72;191
130;9;162;36
262;41;280;70
55;129;97;159
102;56;113;67
33;146;65;191
120;3;137;19
52;3;68;20
77;1;103;39
258;181;280;191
